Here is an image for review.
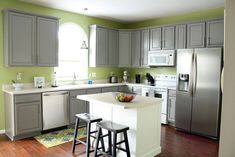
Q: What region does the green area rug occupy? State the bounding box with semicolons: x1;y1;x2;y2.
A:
34;128;86;148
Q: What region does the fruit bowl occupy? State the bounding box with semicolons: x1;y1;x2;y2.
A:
112;92;136;102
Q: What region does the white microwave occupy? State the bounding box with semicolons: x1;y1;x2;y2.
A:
148;50;175;66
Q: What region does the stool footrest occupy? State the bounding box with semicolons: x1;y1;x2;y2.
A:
116;140;125;145
117;146;127;152
75;139;87;146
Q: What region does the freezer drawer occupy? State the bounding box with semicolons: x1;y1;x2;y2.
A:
42;91;69;130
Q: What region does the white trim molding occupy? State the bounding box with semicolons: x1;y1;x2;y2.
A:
0;130;5;134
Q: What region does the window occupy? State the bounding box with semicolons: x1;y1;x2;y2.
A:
55;23;88;81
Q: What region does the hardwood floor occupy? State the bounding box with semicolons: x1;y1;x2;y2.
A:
0;125;218;157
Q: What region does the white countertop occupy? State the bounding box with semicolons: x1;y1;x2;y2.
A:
2;83;124;95
77;92;163;109
2;82;176;95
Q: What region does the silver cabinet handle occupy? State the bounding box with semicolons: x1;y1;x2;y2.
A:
43;92;69;96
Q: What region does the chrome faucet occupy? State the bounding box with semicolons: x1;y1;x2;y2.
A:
72;73;77;85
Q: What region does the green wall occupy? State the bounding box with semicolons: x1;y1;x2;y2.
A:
0;0;124;130
0;0;224;130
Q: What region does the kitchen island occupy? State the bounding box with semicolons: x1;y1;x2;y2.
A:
77;92;163;157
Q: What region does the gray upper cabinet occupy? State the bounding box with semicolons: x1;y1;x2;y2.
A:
4;10;59;67
14;94;42;135
119;31;132;67
108;29;119;67
187;22;205;48
4;11;36;66
131;30;141;67
150;27;162;51
89;25;119;67
162;26;175;50
206;19;224;47
37;17;58;66
175;24;187;49
141;29;150;67
69;89;87;124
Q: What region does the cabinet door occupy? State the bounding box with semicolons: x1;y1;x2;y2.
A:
70;89;87;124
168;96;176;124
162;26;175;50
175;24;187;49
131;30;141;67
206;19;224;47
5;11;36;66
15;101;42;135
119;31;131;67
150;27;162;50
187;22;205;48
102;87;119;93
37;17;58;66
108;29;119;67
96;27;108;66
141;29;149;67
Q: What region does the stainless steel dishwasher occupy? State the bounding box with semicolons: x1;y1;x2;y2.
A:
42;91;69;130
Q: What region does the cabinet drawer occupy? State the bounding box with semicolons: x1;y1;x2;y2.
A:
86;88;102;94
168;89;176;96
101;87;119;93
15;94;41;103
70;89;86;98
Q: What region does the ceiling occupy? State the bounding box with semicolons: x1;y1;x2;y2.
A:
20;0;224;23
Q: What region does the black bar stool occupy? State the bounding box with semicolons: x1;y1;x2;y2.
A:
94;121;131;157
72;113;105;157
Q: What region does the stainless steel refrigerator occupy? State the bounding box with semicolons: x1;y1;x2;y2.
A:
175;48;222;139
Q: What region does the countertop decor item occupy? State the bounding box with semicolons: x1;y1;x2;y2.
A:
12;83;23;90
34;77;45;88
123;71;128;83
112;92;136;102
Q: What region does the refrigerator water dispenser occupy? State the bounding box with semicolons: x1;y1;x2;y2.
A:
178;74;189;91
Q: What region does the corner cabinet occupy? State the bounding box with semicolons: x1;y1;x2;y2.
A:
4;10;59;67
119;31;132;67
5;93;42;140
131;30;141;67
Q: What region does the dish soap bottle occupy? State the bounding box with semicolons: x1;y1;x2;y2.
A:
51;72;58;87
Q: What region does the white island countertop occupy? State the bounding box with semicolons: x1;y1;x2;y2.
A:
77;92;163;109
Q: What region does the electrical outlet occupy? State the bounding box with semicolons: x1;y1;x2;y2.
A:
92;72;96;77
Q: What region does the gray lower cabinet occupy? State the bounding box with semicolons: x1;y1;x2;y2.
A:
175;24;187;49
187;22;205;48
206;19;224;47
69;89;87;124
150;27;162;51
167;89;176;125
101;86;119;93
131;30;141;67
4;10;59;67
162;26;175;50
5;93;42;140
141;29;150;67
119;31;132;67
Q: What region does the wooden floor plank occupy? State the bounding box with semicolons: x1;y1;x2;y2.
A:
0;125;218;157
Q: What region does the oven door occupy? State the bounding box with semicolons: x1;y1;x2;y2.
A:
154;89;168;124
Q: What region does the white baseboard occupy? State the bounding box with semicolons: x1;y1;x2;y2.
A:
0;130;5;134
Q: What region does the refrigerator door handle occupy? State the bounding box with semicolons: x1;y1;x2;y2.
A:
193;53;198;95
189;52;194;96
